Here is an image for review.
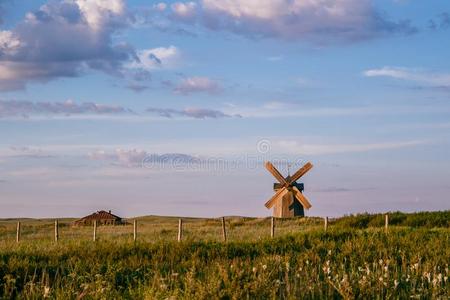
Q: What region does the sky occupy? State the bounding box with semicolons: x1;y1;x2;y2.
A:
0;0;449;218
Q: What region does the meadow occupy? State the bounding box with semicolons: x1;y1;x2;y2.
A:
0;211;448;299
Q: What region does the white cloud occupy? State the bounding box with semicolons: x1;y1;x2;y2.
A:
0;31;22;55
85;139;426;157
89;149;146;166
171;2;197;20
0;99;133;118
174;76;221;95
0;0;134;90
74;0;125;30
129;46;181;70
88;149;201;167
202;0;286;19
226;101;450;119
168;0;416;42
147;107;241;119
154;3;168;11
276;139;426;155
364;67;450;88
229;102;372;118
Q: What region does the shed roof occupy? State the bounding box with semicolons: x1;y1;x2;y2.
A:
78;210;122;221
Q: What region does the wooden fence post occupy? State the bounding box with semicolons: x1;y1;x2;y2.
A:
93;220;97;242
270;217;275;238
133;219;137;242
385;214;389;232
177;218;183;242
16;221;20;243
54;220;59;242
221;217;227;242
324;216;328;232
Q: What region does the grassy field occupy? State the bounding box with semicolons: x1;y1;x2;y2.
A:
0;211;449;299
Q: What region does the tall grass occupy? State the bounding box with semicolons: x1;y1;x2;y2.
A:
333;211;450;229
0;212;448;299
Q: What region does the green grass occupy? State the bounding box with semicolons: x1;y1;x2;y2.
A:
0;216;326;243
0;211;449;299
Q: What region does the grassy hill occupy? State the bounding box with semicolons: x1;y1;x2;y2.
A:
0;211;448;299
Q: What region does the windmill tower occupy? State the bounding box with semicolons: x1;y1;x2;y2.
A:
264;161;313;218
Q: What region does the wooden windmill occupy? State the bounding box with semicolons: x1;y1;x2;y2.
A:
264;161;313;218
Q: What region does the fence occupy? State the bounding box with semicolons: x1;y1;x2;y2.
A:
3;214;393;243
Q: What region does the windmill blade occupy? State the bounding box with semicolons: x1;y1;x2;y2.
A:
289;162;313;184
292;186;312;209
265;161;287;185
265;187;288;209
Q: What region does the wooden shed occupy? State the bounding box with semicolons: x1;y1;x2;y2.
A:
74;210;125;226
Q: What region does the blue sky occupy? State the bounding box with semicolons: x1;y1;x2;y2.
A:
0;0;449;218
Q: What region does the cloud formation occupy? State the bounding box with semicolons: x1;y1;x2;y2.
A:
166;0;417;43
5;146;53;158
128;45;181;70
0;99;133;118
0;100;242;120
174;76;221;95
364;67;450;88
124;46;182;92
147;107;241;119
171;1;197;21
0;0;136;90
88;149;147;166
276;139;425;155
88;149;200;167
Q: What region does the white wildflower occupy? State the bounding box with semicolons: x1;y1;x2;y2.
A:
43;286;50;298
432;278;438;287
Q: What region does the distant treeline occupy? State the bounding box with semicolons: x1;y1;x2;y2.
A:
333;210;449;229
